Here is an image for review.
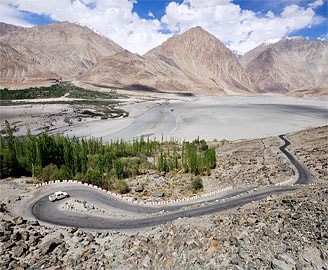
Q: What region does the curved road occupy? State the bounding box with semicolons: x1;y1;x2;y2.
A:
29;135;312;229
278;135;312;185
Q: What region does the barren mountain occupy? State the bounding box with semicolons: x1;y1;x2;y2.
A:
81;27;258;95
0;43;52;83
240;37;328;93
145;26;258;94
0;22;24;36
1;21;327;96
0;21;124;83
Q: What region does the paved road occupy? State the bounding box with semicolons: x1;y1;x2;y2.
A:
278;135;312;185
28;135;312;230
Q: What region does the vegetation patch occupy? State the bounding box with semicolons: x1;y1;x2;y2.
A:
0;83;126;100
0;122;216;194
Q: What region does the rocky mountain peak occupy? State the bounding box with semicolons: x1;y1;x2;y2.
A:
0;21;326;96
149;26;229;58
0;22;24;37
143;26;257;94
240;37;328;93
0;21;124;82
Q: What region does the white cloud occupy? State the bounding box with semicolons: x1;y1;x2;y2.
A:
0;2;33;26
148;11;155;18
0;0;325;55
308;0;324;8
161;0;324;53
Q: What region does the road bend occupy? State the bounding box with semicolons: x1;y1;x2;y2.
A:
278;134;312;185
29;135;313;229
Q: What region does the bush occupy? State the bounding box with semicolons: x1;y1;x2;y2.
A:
114;179;130;194
191;176;203;193
38;163;59;182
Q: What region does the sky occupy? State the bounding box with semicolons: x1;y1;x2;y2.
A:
1;0;327;55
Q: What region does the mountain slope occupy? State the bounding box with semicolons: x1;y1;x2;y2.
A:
144;26;258;94
1;22;326;96
80;50;197;94
0;21;124;82
81;27;258;95
0;22;24;36
240;37;328;93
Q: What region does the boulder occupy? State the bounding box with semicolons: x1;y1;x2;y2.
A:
11;246;25;257
13;216;26;225
40;238;64;255
271;259;293;270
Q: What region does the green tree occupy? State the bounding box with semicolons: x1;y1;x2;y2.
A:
0;120;21;178
39;163;59;182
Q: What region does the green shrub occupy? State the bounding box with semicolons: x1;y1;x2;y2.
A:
114;179;130;194
191;176;203;193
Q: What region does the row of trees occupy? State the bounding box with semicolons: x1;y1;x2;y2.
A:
0;83;123;100
0;121;216;193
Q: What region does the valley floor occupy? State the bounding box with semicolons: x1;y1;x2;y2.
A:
1;91;327;142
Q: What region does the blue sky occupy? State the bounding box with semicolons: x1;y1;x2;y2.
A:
1;0;327;54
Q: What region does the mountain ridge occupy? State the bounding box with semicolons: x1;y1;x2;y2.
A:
81;26;258;95
0;21;124;82
240;37;328;93
0;21;327;96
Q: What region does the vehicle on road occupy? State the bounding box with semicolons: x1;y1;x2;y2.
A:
48;191;69;202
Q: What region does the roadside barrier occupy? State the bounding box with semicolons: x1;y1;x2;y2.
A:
35;179;238;206
35;176;303;206
275;177;295;186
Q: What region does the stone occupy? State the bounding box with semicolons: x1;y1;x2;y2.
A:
68;227;79;234
13;216;26;225
11;246;25;257
207;239;218;254
40;238;63;255
271;259;293;270
29;235;40;246
86;233;94;242
143;254;151;267
247;217;257;225
295;263;303;270
229;236;239;247
0;235;10;242
12;231;21;241
134;184;144;193
27;220;40;226
1;241;15;250
1;220;14;231
277;253;296;267
21;231;29;241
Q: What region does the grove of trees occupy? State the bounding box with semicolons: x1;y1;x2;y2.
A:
0;121;216;194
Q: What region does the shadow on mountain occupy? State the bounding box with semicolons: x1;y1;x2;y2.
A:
127;84;160;92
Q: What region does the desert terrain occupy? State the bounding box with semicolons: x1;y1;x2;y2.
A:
1;86;328;269
1;87;327;141
1;19;328;270
0;124;327;269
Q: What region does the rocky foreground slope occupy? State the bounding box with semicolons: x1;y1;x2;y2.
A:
0;182;327;269
0;126;327;269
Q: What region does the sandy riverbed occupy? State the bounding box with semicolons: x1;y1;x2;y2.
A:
1;92;327;142
58;95;328;142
